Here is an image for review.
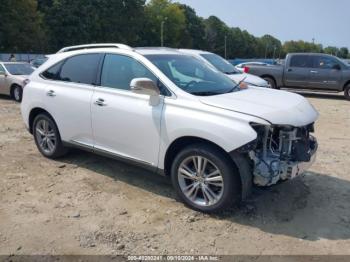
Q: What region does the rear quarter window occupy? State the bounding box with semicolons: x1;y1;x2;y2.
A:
59;54;102;85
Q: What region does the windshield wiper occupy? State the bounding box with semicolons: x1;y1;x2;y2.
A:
190;91;221;96
227;76;247;93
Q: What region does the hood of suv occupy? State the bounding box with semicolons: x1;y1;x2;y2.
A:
200;87;318;126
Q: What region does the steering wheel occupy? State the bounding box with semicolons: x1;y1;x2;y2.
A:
183;80;197;91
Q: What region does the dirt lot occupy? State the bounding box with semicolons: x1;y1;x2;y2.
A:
0;92;349;256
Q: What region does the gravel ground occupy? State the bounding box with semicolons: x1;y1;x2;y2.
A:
0;92;349;256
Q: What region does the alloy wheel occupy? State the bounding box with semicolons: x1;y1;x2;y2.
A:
35;119;57;154
177;156;224;207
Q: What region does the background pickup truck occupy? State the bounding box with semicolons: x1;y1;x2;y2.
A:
244;53;350;100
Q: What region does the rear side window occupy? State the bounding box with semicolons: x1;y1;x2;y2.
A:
41;61;64;80
59;54;102;85
289;55;311;68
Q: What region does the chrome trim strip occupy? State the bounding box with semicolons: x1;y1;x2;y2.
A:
93;145;153;167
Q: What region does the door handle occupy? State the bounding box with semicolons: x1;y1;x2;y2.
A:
310;70;318;74
46;90;56;97
287;68;292;72
94;98;107;106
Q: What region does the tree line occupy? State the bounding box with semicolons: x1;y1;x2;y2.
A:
0;0;349;59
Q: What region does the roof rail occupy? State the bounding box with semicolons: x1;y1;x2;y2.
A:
56;43;133;53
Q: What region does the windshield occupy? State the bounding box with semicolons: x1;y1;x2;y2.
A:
201;53;240;75
146;54;238;96
4;63;34;75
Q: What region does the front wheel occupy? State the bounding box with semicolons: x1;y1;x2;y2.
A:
11;85;23;102
345;85;350;100
33;113;68;159
171;143;241;213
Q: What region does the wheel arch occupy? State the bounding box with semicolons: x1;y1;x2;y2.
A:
10;83;22;96
163;136;253;200
260;75;277;86
343;80;350;91
28;107;55;134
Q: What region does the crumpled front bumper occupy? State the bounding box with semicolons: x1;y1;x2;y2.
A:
284;136;318;180
252;135;318;186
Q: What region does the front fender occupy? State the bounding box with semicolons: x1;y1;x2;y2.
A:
157;99;269;169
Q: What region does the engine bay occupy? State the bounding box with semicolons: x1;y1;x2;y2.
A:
249;123;318;186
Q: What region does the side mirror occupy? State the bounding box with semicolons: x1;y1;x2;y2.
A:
130;78;160;96
333;64;341;70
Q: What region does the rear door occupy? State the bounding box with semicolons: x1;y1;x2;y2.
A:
309;55;343;90
42;53;103;147
284;55;312;88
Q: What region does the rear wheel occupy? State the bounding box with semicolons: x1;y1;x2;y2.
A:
11;85;23;102
263;77;278;89
171;143;241;213
345;85;350;100
33;113;68;159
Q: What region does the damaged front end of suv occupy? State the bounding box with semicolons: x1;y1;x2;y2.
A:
247;123;318;186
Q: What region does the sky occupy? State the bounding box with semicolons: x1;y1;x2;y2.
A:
176;0;349;48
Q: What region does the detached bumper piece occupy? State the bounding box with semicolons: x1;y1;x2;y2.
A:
250;124;318;186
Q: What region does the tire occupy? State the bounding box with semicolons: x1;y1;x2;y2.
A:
345;85;350;100
33;113;68;159
11;85;23;102
263;76;278;89
170;143;241;213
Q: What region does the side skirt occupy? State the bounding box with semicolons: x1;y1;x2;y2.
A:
63;141;165;176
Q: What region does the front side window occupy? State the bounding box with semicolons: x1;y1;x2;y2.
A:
59;54;102;85
201;53;240;75
312;56;341;69
146;54;238;96
289;55;311;68
3;63;34;75
100;54;158;91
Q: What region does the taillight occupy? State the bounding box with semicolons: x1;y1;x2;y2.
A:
23;79;30;87
243;66;250;73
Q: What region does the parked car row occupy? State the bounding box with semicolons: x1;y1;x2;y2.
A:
20;43;319;213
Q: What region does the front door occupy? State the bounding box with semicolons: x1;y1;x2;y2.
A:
91;54;164;167
309;55;343;90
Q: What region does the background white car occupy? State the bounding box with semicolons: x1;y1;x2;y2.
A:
179;49;270;88
0;62;33;102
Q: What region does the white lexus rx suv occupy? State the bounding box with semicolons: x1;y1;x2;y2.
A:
21;44;318;213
